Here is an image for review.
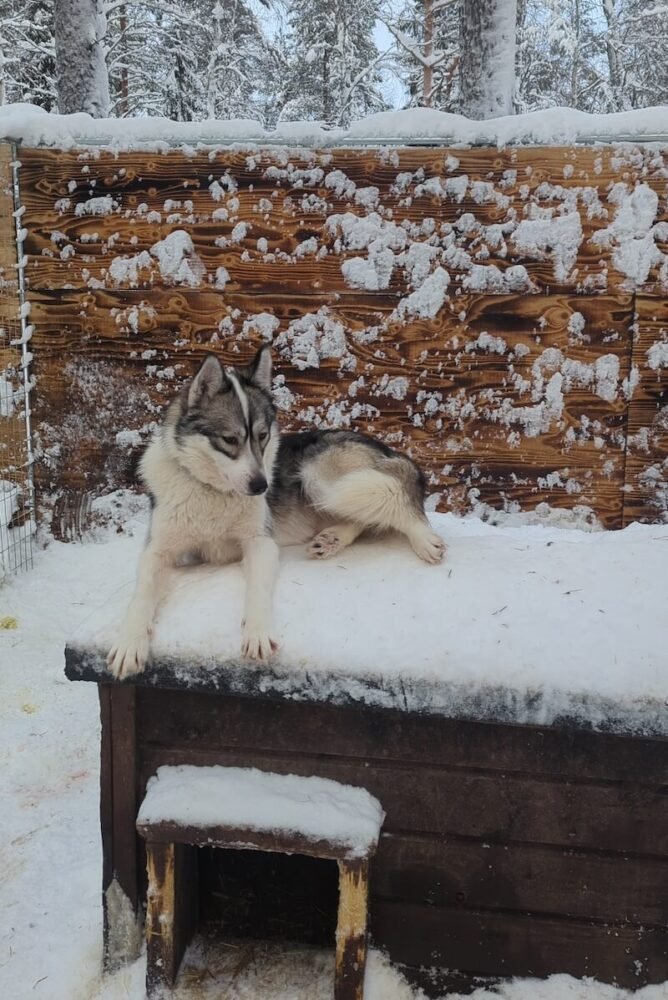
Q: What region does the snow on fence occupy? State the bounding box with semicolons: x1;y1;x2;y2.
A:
6;139;668;537
0;145;34;576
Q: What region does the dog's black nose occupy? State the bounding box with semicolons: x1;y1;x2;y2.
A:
248;475;267;495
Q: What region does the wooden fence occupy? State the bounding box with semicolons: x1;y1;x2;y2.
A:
3;140;667;535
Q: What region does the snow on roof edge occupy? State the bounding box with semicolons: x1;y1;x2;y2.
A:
64;644;668;740
2;103;668;151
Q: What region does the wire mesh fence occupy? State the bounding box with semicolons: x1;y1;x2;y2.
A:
1;148;34;580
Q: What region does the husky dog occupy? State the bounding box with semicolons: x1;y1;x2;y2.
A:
107;347;445;680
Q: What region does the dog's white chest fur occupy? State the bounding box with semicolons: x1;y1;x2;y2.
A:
141;435;268;565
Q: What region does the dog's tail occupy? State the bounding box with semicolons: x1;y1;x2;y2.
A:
314;468;419;531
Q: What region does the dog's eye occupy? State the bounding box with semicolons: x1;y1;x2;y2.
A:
221;435;239;447
258;430;268;443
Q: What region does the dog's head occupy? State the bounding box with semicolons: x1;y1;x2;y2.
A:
172;346;278;496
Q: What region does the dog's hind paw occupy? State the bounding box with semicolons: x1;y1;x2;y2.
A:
107;630;150;680
410;529;447;565
308;528;344;560
241;623;279;662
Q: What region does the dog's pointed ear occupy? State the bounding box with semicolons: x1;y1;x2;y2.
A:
248;345;272;391
188;355;226;409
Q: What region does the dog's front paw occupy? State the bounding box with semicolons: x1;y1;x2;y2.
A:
410;530;447;565
107;629;150;680
241;622;279;662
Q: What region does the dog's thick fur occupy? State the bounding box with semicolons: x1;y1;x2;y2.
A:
108;347;445;679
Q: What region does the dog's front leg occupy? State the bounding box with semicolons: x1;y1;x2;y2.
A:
241;535;279;661
107;545;170;680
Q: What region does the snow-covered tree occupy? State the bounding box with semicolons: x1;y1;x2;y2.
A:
103;0;276;121
516;0;604;113
54;0;110;115
253;10;293;128
2;0;668;121
386;0;460;110
281;0;387;126
459;0;517;118
598;0;668;111
203;0;269;119
105;1;206;119
0;0;57;109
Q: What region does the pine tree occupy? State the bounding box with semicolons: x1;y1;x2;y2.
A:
281;0;386;126
203;0;268;120
516;0;604;113
0;0;57;110
255;13;293;128
598;0;668;111
103;0;274;122
106;2;205;119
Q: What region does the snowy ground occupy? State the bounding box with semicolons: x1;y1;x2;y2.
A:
1;503;667;1000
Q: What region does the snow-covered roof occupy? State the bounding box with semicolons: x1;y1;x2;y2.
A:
3;104;668;150
66;513;668;738
137;765;384;859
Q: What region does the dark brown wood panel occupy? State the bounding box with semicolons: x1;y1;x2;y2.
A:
135;688;668;785
371;902;668;987
100;685;143;970
92;679;668;993
109;685;140;909
374;834;668;925
138;746;668;856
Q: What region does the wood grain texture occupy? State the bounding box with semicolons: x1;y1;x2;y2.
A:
622;294;668;525
12;141;668;529
143;840;198;994
16;145;668;295
335;859;369;1000
0;144;29;522
27;285;634;529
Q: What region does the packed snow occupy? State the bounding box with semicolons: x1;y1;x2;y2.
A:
137;765;384;858
2;505;668;999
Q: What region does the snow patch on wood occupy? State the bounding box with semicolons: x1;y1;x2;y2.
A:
104;877;142;970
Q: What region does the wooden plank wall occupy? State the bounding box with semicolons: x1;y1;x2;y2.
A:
135;689;668;993
0;144;20;434
0;143;30;547
12;142;668;534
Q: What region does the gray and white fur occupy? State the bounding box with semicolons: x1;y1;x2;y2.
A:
108;347;445;679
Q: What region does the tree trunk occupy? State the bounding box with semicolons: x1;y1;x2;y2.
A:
119;8;129;118
571;0;581;107
459;0;517;119
54;0;110;116
423;0;434;108
601;0;624;111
